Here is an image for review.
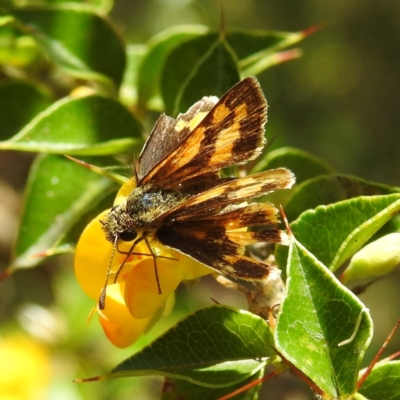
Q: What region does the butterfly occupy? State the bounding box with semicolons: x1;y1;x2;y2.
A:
100;76;295;309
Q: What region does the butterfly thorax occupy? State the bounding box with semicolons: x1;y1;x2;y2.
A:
102;185;189;243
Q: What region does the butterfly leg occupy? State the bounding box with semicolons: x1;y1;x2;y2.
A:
142;234;162;295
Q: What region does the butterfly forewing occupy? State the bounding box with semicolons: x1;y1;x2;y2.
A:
139;77;267;188
156;168;294;223
136;96;218;181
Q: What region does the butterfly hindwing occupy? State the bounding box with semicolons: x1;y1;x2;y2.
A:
157;224;277;280
156;197;289;281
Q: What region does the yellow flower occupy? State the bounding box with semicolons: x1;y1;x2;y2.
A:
0;335;50;400
74;179;211;348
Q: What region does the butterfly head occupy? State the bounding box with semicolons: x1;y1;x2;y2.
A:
101;204;139;244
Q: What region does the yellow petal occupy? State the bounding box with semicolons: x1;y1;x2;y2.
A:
153;246;212;281
114;178;136;205
98;283;155;348
178;253;213;280
74;210;113;300
124;258;183;319
74;210;149;301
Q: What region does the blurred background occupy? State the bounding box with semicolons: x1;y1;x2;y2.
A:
1;1;399;399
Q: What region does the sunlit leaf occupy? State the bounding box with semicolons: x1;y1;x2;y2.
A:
12;154;118;269
0;95;143;155
284;174;400;221
276;235;373;398
162;367;265;400
88;306;275;388
11;4;126;90
358;361;400;400
276;194;400;272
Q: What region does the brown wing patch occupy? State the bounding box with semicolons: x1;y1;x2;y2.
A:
225;229;289;246
157;225;275;281
137;96;218;181
139;77;267;187
175;202;280;229
165;168;294;221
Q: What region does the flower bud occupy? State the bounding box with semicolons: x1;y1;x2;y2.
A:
342;233;400;283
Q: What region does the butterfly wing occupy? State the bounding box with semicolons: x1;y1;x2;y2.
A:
157;168;295;223
155;169;294;281
138;77;267;188
157;217;286;281
136;96;218;181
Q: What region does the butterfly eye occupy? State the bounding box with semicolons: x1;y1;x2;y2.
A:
119;230;137;242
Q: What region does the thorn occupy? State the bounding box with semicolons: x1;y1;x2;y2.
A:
280;205;292;236
30;250;49;259
349;277;382;295
301;22;327;37
357;318;400;390
64;154;94;170
275;49;303;64
0;268;12;283
74;376;102;383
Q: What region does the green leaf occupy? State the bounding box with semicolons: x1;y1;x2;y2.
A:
0;80;52;140
0;26;40;67
161;33;240;116
158;27;313;116
11;154;118;269
137;25;207;111
275;236;373;398
162;366;264;400
276;194;400;272
358;361;400;400
57;184;118;253
226;29;306;61
65;156;130;185
285;174;400;222
11;4;126;90
252;147;334;184
98;306;275;388
119;44;146;107
227;30;307;76
0;95;143;155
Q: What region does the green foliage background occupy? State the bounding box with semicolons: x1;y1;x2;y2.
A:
111;0;400;185
0;1;399;400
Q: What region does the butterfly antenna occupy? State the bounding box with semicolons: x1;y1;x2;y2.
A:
99;236;118;310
